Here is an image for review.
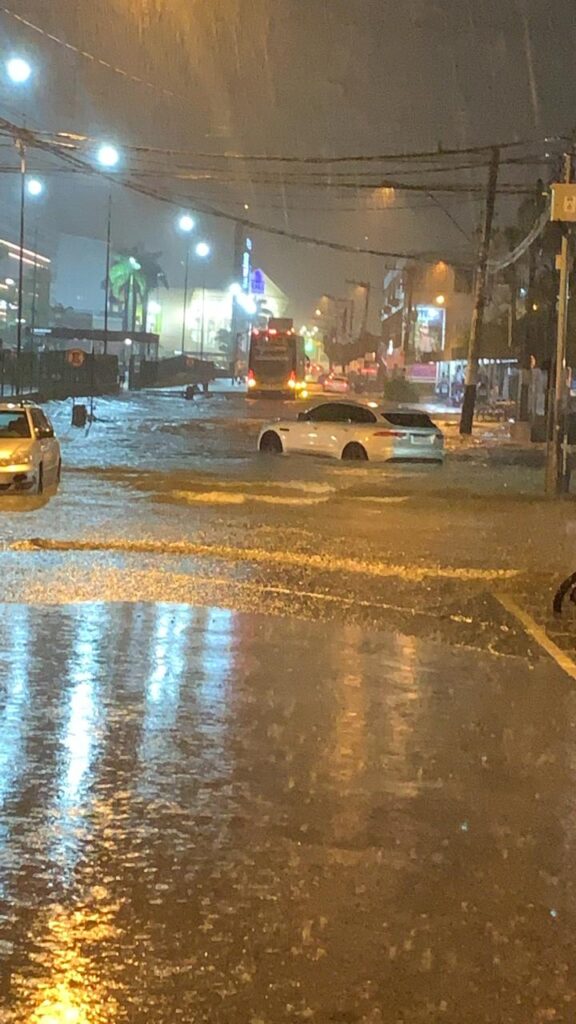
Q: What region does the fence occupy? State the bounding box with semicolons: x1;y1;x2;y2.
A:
0;350;119;400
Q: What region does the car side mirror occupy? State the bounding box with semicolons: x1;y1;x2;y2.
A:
297;412;307;422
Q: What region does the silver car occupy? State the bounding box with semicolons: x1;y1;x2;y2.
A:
0;402;61;494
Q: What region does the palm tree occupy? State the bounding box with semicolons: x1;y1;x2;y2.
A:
135;250;169;330
107;248;168;332
109;254;146;331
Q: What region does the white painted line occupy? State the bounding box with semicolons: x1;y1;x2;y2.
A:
494;591;576;683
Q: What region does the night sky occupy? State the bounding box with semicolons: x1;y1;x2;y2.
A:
3;0;576;324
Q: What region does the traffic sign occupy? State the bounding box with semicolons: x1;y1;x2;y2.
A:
551;183;576;221
66;348;86;367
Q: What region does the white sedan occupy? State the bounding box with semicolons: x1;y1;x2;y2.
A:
258;401;444;463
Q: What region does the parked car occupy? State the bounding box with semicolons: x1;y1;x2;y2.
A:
0;402;61;493
258;402;444;463
323;374;350;394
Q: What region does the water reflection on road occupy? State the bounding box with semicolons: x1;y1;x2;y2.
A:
1;602;576;1022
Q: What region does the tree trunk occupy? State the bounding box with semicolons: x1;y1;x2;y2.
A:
122;285;129;332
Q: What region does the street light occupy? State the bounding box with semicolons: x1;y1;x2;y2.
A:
6;57;35;384
26;178;44;198
195;242;211;359
6;58;32;85
97;144;120;169
26;178;45;344
195;241;210;259
178;213;195;234
97;144;121;354
177;213;195;354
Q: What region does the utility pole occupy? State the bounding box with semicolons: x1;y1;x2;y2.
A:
181;241;190;354
460;146;500;435
103;194;112;355
546;150;574;495
346;280;371;337
15;138;26;393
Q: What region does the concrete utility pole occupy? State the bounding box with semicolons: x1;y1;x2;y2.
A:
546;150;574;495
103;194;112;355
460;146;500;435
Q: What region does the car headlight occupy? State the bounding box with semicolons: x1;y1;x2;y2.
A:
0;453;33;467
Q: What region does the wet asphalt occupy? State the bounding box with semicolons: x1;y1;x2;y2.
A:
1;391;576;1022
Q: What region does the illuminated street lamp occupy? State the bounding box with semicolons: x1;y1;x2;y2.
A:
97;144;121;354
6;57;32;85
195;241;210;260
26;177;44;198
25;178;45;343
195;242;211;359
97;143;120;169
177;213;195;353
178;213;195;234
5;57;35;379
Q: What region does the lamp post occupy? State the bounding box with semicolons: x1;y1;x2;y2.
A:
96;145;120;355
6;57;33;388
177;214;195;354
26;178;45;345
195;241;211;359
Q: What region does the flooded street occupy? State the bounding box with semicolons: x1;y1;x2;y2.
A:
2;393;576;1022
2;603;576;1024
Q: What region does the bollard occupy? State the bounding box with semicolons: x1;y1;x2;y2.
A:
71;403;88;428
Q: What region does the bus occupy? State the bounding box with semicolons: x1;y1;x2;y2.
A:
247;321;307;398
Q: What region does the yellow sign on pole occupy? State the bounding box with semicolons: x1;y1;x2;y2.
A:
551;183;576;222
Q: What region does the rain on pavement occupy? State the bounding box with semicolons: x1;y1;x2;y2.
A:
2;391;576;1022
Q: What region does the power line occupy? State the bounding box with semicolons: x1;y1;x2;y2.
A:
0;6;179;99
0;115;478;266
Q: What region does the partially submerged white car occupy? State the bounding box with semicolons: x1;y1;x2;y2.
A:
258;401;444;463
0;402;61;493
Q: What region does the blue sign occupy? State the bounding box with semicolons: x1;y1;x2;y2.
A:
251;268;265;295
242;251;251;291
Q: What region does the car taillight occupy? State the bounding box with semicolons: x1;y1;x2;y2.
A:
373;429;407;438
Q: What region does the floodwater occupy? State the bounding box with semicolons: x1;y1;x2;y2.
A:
1;602;575;1024
2;392;576;1022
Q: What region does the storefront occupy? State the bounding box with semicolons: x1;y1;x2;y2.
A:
434;357;518;405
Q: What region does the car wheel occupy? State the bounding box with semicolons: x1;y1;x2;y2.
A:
37;464;44;494
259;431;283;454
342;442;368;461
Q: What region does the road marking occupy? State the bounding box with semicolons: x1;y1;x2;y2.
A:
170;490;327;506
11;537;520;583
494;591;576;682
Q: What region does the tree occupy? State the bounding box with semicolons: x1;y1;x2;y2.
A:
107;248;168;331
134;250;169;330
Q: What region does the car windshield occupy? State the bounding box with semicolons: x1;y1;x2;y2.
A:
381;412;436;429
0;410;31;438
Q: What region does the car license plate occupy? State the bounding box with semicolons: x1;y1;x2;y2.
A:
410;435;433;445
